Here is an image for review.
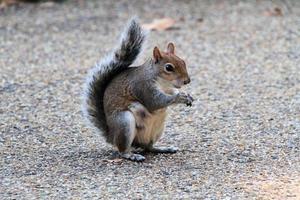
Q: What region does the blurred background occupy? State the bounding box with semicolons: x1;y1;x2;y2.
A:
1;0;300;199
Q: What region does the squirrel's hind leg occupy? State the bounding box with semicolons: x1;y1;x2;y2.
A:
109;111;145;162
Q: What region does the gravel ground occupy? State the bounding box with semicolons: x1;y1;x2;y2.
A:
1;0;300;199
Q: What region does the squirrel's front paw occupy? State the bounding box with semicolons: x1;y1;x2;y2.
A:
176;92;194;106
186;94;194;106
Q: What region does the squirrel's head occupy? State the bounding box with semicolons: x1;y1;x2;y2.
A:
153;43;190;89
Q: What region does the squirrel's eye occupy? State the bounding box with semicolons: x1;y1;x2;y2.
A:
164;64;175;72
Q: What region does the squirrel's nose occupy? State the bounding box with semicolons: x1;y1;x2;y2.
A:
184;77;191;85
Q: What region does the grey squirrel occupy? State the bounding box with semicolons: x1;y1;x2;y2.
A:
83;19;194;162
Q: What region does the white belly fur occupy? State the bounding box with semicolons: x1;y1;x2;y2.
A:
133;108;167;146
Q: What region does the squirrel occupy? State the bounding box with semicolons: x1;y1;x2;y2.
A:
83;18;194;162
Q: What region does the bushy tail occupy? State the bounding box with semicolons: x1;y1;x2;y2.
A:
83;19;145;139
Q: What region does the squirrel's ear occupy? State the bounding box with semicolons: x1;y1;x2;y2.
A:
153;46;162;63
167;42;175;54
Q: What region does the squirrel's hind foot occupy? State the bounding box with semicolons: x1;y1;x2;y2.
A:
145;146;178;154
120;152;145;162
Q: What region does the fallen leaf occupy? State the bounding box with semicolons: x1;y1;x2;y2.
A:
264;7;283;17
197;18;204;22
142;18;176;31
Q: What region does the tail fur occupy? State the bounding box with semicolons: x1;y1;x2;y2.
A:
83;18;145;140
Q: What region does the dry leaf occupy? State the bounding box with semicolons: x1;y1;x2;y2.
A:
264;7;283;17
197;18;204;22
273;7;283;16
142;18;176;31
